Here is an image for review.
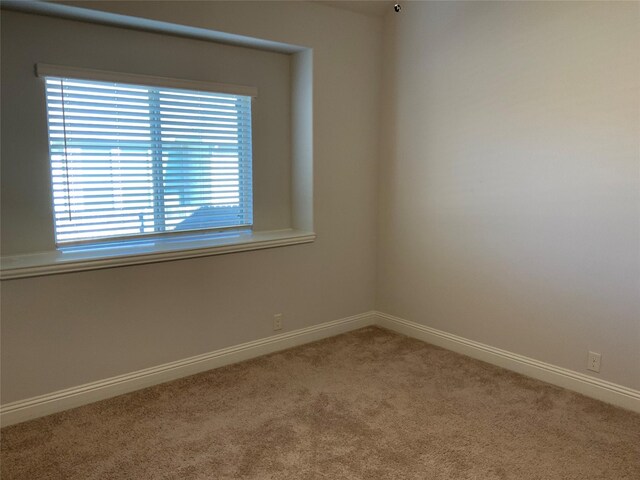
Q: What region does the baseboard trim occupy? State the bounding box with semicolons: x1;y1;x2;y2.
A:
374;311;640;413
0;311;376;427
3;310;638;426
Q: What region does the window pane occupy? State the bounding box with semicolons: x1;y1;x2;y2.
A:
44;77;253;244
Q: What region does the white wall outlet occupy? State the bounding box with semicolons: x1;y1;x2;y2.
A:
273;313;283;331
587;351;601;373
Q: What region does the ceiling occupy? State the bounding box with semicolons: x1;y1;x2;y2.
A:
318;1;392;18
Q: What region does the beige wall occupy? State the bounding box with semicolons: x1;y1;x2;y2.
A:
0;1;381;403
378;1;640;390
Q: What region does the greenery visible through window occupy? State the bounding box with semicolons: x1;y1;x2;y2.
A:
44;76;253;244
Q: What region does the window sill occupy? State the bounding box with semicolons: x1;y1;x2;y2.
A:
0;229;316;280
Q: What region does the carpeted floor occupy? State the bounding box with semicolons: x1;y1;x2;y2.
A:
1;327;639;479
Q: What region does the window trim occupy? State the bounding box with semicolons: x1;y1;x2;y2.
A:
0;229;316;280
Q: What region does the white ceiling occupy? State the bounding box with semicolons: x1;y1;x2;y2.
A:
318;1;392;18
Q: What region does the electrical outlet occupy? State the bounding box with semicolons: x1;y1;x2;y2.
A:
273;313;283;331
587;351;601;373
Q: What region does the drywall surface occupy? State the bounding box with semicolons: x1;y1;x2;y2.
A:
0;2;381;403
378;1;640;390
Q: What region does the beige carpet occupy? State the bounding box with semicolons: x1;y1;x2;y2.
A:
1;326;639;479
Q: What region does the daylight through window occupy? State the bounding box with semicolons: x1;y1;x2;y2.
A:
43;76;253;244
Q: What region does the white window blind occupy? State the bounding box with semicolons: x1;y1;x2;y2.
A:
41;68;254;245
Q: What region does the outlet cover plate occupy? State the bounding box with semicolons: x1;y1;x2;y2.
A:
587;351;601;373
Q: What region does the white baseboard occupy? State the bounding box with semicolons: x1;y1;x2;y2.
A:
3;310;638;427
374;311;640;414
0;311;376;427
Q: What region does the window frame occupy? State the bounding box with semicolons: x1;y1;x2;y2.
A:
39;64;257;247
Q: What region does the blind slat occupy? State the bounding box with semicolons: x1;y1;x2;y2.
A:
44;75;253;244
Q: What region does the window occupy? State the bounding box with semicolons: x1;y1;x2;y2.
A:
41;66;254;245
1;48;314;280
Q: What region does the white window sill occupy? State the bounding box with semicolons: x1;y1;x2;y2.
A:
0;229;316;280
